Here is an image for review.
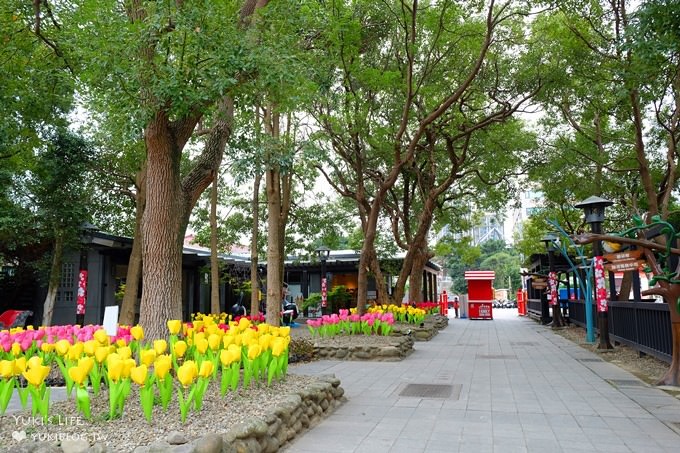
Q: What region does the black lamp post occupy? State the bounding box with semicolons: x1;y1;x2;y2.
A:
541;232;564;327
315;245;331;314
575;195;614;350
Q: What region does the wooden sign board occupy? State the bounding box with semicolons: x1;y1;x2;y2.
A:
532;282;548;289
532;278;547;283
603;249;643;262
604;259;645;272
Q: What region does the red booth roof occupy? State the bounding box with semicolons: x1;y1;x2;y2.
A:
464;271;496;280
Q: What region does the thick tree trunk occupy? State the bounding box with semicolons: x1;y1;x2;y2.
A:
138;114;185;340
42;233;64;326
408;248;431;303
119;165;146;326
356;202;382;315
367;249;391;306
250;173;262;316
210;175;220;314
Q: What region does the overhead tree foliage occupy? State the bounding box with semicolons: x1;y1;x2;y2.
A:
313;0;541;313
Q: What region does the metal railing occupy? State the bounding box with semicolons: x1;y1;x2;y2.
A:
565;299;672;363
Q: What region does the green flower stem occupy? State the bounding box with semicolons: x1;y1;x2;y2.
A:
0;378;15;415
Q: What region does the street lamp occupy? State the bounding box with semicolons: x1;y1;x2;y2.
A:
575;195;614;350
315;245;331;314
541;232;564;327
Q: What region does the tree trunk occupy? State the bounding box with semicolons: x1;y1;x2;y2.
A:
367;249;391;306
210;174;220;314
265;167;282;326
119;164;146;326
408;248;431;303
42;233;64;326
250;173;262;316
138;113;186;340
659;292;680;386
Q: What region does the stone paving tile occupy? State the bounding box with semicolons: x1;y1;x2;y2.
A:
287;310;680;452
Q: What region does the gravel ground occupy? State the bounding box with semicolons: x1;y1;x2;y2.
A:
0;374;321;452
553;324;673;387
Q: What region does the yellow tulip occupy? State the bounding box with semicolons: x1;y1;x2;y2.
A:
67;342;84;361
153;355;172;379
272;337;286;357
94;346;110;364
140;349;156;367
177;362;197;388
121;358;136;378
195;338;209;354
83;340;97;356
22;364;50;387
167;320;182;335
11;342;21;356
198;361;213;378
13;357;26;375
173;340;187;358
258;324;270;334
40;342;54;353
237;317;251;331
78;356;94;375
222;335;234;348
208;334;220;351
107;358;124;382
130;325;144;341
279;326;291;337
94;329;109;345
27;356;43;369
247;344;262;360
241;329;255;345
116;338;127;347
0;360;14;378
117;346;132;360
153;339;167;355
67;365;89;387
219;349;232;367
193;321;204;332
130;364;148;386
258;334;272;350
55;339;70;356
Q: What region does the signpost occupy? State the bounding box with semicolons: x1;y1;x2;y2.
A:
603;249;645;272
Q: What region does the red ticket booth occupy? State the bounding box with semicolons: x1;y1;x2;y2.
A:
464;270;495;320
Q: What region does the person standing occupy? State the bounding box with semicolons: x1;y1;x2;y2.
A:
453;296;460;318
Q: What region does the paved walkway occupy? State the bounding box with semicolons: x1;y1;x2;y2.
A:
286;309;680;453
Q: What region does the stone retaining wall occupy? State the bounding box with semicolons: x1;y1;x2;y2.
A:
392;314;449;341
313;335;414;361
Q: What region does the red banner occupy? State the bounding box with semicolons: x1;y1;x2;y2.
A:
594;256;608;312
321;277;327;308
549;271;558;306
77;270;88;315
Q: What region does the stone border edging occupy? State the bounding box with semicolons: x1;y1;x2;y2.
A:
313;335;414;361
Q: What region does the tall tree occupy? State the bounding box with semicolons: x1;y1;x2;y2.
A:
30;131;93;325
314;0;539;313
535;0;680;383
53;0;272;338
